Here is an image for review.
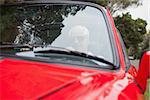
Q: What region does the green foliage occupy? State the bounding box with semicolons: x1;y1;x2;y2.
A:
144;79;150;100
0;5;85;44
140;32;150;51
114;13;147;48
0;7;18;42
114;13;147;58
0;0;19;4
84;0;140;14
0;0;141;14
108;0;140;14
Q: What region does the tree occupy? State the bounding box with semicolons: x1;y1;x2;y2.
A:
0;0;141;14
80;0;141;14
107;0;141;14
0;4;86;44
114;12;147;57
140;31;150;52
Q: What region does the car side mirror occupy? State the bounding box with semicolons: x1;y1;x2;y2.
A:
136;51;150;92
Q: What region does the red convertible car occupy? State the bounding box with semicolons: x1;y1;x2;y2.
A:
0;0;149;100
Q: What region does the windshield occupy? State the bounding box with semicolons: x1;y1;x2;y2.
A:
0;4;113;63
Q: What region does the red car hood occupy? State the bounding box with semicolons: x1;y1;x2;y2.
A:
0;58;134;100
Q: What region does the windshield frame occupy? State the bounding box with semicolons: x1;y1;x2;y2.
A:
0;0;120;68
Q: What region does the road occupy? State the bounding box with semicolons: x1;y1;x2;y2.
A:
130;60;140;69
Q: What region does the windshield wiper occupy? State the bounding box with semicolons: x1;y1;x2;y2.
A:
0;43;36;52
34;46;116;69
0;44;116;69
0;43;45;52
0;42;47;49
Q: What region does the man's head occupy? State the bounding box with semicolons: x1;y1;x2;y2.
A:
69;25;89;53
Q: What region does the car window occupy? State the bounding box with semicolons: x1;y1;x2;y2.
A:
0;4;113;63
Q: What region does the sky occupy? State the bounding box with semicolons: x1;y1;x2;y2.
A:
114;0;150;31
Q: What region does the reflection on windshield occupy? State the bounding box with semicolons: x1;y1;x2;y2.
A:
0;4;113;63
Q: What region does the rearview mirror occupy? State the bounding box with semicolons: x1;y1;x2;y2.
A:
136;51;150;92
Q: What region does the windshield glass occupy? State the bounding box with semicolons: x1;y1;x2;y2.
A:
0;4;113;63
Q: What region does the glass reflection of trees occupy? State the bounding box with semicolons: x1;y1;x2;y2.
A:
0;5;85;45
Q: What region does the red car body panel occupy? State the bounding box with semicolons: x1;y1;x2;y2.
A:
136;51;150;91
0;58;97;99
0;58;143;100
